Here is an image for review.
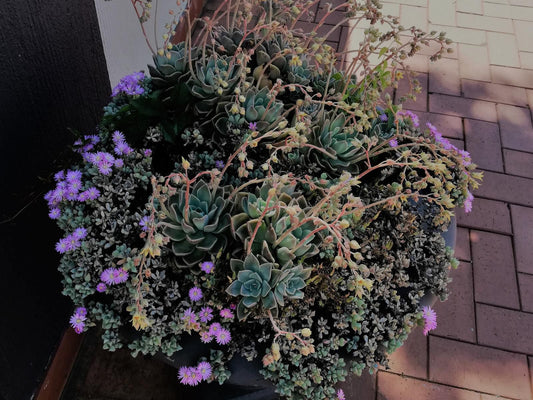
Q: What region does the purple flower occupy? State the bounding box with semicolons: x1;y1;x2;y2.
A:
178;366;201;386
100;268;117;285
68;180;82;193
65;191;78;201
112;130;125;143
199;331;213;343
139;216;150;232
49;208;61;219
98;161;113;175
215;160;225;169
55;238;69;254
249;122;258;131
114;159;124;168
66;170;82;183
200;261;214;274
84;134;100;144
220;308;234;319
114;141;133;156
54;170;65;181
75;307;87;317
397;110;419;128
182;308;197;323
197;361;212;381
69;310;86;334
208;323;221;336
389;139;398;148
67;235;81;250
85;187;100;200
189;287;203;302
379;113;388;122
113;268;129;284
464;190;474;213
112;72;145;97
96;283;107;293
422;305;437;335
199;307;213;323
73;227;87;240
337;389;346;400
144;149;152;157
77;191;88;202
215;328;231;345
230;303;236;310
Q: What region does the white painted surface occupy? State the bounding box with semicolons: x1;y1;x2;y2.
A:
94;0;181;87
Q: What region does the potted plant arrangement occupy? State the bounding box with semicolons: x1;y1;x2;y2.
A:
46;0;481;398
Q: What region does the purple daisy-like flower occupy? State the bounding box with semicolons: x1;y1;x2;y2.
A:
65;191;78;201
187;367;202;386
69;311;86;334
68;180;82;193
86;187;100;200
144;149;152;157
464;190;474;213
66;170;82;183
77;191;88;202
182;308;197;323
220;308;234;319
249;122;258;131
112;130;125;143
73;227;88;240
67;235;80;250
178;366;193;385
98;161;113;175
54;170;65;181
113;268;129;284
114;141;133;156
197;361;212;381
397;110;420;128
96;282;107;293
215;328;231;345
214;160;225;169
422;305;437;336
85;134;100;144
199;307;213;323
114;159;124;168
55;238;69;254
49;208;61;219
75;307;87;317
200;261;214;274
389;139;398;148
379;113;388;122
139;216;150;232
112;72;145;97
51;188;65;203
337;388;346;400
199;331;213;343
208;323;221;336
189;287;203;302
100;268;116;285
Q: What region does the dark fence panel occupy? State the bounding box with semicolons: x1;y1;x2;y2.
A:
0;1;110;398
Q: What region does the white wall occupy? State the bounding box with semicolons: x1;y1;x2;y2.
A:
94;0;184;88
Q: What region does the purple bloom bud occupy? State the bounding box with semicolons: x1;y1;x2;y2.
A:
215;328;231;345
389;139;398;148
73;227;88;240
379;113;388;122
96;283;107;292
337;389;346;400
66;170;82;183
199;331;213;343
112;130;125;143
189;287;203;302
85;187;100;200
75;307;87;317
54;170;65;182
249;122;258;131
197;361;212;380
69;310;86;334
114;159;124;168
49;208;61;219
55;238;69;254
112;72;145;97
200;261;214;273
215;160;225;169
144;149;152;157
422;305;437;335
199;307;213;323
220;308;234;319
139;216;150;232
464;190;474;213
112;268;129;284
100;268;116;285
208;323;221;336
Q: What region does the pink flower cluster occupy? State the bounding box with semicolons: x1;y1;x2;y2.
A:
337;388;346;400
396;110;420;128
422;306;437;336
199;323;232;345
55;227;87;254
100;267;129;286
178;361;212;386
69;307;87;334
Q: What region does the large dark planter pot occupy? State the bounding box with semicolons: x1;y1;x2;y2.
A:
153;217;457;399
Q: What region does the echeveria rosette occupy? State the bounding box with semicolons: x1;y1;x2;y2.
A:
149;42;192;89
271;264;312;307
231;185;319;268
162;180;232;267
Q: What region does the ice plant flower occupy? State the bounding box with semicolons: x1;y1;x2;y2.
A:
200;261;214;273
69;308;87;334
197;361;212;380
214;160;225;169
464;190;474;213
139;216;150;232
220;308;234;319
49;208;61;219
215;328;231;345
249;122;258;131
379;113;388;122
422;306;437;335
182;308;197;324
208;323;221;336
73;227;87;240
337;389;346;400
96;283;107;293
389;139;398;148
199;307;214;323
189;287;203;301
179;366;201;386
100;268;117;285
396;110;419;127
112;71;145;97
199;331;213;343
144;149;152;157
113;268;129;284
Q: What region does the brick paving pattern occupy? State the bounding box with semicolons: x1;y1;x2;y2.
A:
339;0;533;399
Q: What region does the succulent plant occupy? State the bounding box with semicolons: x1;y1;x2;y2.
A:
214;27;255;55
252;34;290;88
149;43;192;89
188;55;242;117
162;180;232;266
231;184;319;268
271;263;312;306
287;55;314;86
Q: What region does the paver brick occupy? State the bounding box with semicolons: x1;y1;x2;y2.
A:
462;79;528;106
518;273;533;313
475;170;533;207
457;13;513;34
487;32;520;68
455;227;471;261
385;328;427;379
433;262;476;342
430;24;487;46
477;303;533;355
338;368;376;400
377;372;480;400
400;5;428;31
515;20;533;52
428;0;454;26
456;0;483;15
429;58;460;96
456;198;511;235
382;0;427;7
396;73;428;111
511;205;533;274
458;44;491;81
528;89;533;110
429;336;531;399
484;2;533;21
519;51;533;70
404;54;429;73
503;149;533;179
414;111;463;139
491;65;533;89
464;119;503;172
429;94;497;122
470;230;519;308
497;104;533;152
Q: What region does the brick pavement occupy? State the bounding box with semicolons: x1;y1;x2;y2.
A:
339;1;533;399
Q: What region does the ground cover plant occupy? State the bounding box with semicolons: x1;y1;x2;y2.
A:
47;0;481;398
